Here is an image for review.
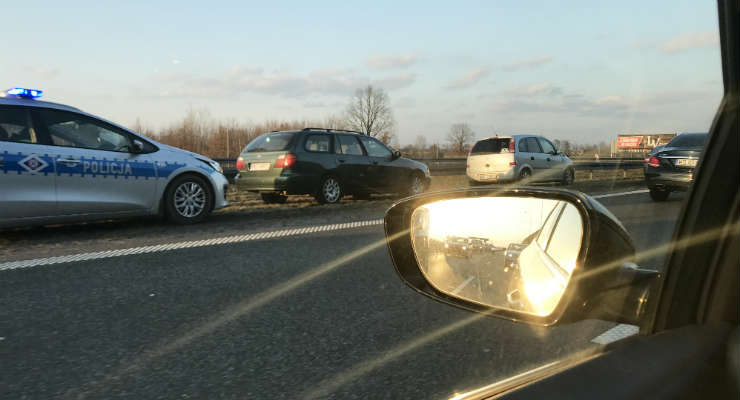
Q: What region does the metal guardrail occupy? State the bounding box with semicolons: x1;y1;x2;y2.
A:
411;157;645;175
213;157;645;179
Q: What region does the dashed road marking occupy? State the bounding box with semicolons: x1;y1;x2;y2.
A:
451;276;475;295
592;189;649;199
0;219;383;271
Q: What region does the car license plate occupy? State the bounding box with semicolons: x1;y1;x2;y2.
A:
676;158;698;167
249;162;271;171
479;174;497;180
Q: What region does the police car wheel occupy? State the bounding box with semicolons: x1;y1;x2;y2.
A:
165;175;213;224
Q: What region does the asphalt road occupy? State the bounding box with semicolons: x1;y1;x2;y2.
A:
0;190;686;399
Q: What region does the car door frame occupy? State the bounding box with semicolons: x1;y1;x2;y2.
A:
521;136;546;180
537;136;565;181
30;107;160;216
0;105;59;225
357;135;396;193
333;134;371;194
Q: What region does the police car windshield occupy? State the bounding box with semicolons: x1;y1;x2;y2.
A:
667;133;708;148
245;132;296;152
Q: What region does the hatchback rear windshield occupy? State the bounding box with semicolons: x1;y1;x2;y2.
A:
470;138;511;154
667;133;707;148
244;132;296;152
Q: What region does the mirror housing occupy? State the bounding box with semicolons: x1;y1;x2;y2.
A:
391;150;401;160
132;139;145;154
384;187;661;327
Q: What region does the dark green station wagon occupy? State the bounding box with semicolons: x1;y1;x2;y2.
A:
236;128;431;204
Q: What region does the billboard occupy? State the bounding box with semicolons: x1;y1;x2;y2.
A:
616;133;676;153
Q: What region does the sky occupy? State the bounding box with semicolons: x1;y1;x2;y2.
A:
1;1;723;146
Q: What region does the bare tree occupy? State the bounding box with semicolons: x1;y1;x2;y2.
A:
446;123;475;154
345;85;395;142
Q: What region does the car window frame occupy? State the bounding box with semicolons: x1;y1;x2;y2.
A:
336;134;366;156
525;137;543;153
303;133;332;153
0;105;42;145
358;135;392;159
32;108;139;154
518;138;529;153
538;137;557;155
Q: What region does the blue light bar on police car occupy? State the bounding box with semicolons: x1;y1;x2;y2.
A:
4;87;43;99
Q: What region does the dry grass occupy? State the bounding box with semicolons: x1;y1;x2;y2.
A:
225;168;645;209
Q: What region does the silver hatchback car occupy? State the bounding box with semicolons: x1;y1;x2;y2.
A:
0;88;229;228
466;135;574;185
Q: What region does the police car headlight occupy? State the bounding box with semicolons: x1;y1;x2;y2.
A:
198;158;223;174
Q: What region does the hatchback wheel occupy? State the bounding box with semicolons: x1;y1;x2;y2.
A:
315;176;343;204
519;168;532;182
165;175;213;224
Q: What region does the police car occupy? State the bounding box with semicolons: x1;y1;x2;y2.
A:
0;88;229;227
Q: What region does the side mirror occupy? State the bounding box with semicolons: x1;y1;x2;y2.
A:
132;139;145;154
391;150;402;160
384;188;661;326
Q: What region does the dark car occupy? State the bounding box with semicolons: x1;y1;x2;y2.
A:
645;132;707;201
236;128;431;204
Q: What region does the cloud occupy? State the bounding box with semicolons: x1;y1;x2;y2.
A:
502;56;552;71
366;52;421;69
658;31;719;54
147;67;416;99
445;68;490;89
376;72;416;90
504;83;563;97
492;88;634;117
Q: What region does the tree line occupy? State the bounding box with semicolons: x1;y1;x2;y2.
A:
135;85;612;160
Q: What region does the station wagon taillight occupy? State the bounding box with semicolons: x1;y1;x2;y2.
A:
236;156;245;169
648;156;660;168
509;140;515;152
274;153;297;168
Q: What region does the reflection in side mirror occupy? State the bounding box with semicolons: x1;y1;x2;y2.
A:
411;197;583;317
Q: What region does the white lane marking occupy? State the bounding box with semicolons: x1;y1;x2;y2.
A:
591;323;639;345
451;276;475;295
0;219;384;271
592;189;649;199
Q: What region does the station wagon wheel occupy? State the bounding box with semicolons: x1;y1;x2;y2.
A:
316;176;342;204
165;175;213;224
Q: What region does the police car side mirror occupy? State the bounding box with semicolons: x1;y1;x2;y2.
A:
132;139;145;154
384;187;661;327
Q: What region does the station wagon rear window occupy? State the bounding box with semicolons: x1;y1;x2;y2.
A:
470;138;511;154
245;132;296;152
